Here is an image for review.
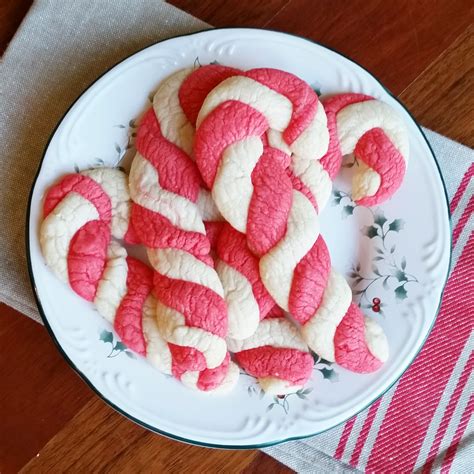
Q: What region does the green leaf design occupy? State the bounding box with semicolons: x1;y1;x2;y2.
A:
210;60;220;65
125;351;135;359
401;256;407;270
390;245;396;254
266;403;275;412
394;285;408;300
395;269;407;282
114;341;127;352
342;205;354;217
114;143;121;154
320;367;339;382
382;276;390;290
363;225;379;239
259;388;265;400
247;386;252;396
302;387;313;395
74;164;80;173
374;213;387;228
375;247;384;254
296;391;306;399
115;124;126;129
374;256;384;261
372;265;382;276
388;218;405;232
312;85;322;96
333;190;343;198
333;196;342;205
99;330;113;344
318;357;332;366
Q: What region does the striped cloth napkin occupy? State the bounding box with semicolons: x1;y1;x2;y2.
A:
1;1;472;472
264;135;473;473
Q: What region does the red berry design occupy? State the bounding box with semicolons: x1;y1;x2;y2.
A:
372;304;381;312
372;297;381;305
277;394;285;399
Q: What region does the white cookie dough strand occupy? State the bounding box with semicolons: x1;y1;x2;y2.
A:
259;190;320;311
129;153;205;234
147;248;225;298
40;193;99;283
337;100;409;160
153;68;195;156
216;261;261;341
227;317;309;353
197;75;293;130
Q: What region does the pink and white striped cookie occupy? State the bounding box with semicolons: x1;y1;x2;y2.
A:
215;223;275;340
228;309;314;395
321;93;409;206
129;69;238;392
40;169;172;373
193;69;389;373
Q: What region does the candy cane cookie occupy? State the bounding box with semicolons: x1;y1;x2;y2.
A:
129;70;238;392
321;93;409;206
40;169;172;373
194;70;389;373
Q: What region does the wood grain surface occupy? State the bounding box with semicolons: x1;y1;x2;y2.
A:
1;0;473;472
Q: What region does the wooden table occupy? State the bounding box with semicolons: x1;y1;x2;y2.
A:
1;1;472;472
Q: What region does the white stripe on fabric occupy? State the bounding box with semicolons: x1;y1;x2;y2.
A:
340;410;369;463
304;422;347;457
430;338;474;472
447;408;474;474
451;176;473;230
355;381;399;469
413;331;474;470
451;213;473;279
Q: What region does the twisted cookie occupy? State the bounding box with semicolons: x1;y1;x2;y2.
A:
40;168;171;373
194;69;390;373
322;93;409;205
129;69;238;392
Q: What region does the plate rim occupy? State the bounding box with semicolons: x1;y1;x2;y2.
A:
25;26;452;449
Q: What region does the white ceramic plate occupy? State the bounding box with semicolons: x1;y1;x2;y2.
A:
27;28;451;448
